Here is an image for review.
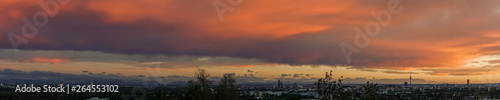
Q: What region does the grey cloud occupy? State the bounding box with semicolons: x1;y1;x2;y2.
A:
0;49;269;69
224;73;236;77
488;60;500;64
382;71;413;74
359;68;378;72
422;65;500;76
280;74;290;78
293;74;300;78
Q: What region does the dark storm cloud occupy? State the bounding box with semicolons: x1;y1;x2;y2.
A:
0;0;500;74
0;49;268;69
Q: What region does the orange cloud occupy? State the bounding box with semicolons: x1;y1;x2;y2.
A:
77;0;374;39
21;58;71;65
1;0;500;77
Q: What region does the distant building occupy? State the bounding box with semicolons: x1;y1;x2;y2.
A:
404;81;408;86
467;79;469;86
278;80;280;89
277;80;283;89
280;81;284;88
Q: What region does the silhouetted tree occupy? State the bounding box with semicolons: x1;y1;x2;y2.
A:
473;86;488;100
473;86;480;100
185;68;212;100
214;73;237;100
488;87;495;100
361;81;380;100
315;70;345;100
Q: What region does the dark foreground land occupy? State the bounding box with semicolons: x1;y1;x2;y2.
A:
0;84;499;100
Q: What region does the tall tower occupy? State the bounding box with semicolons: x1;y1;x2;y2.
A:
467;79;470;86
410;72;412;85
280;81;283;88
278;80;281;89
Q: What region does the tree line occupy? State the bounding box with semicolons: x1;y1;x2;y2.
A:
181;68;380;100
315;70;380;100
184;68;237;100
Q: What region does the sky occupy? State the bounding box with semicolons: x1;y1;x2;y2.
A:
0;0;500;84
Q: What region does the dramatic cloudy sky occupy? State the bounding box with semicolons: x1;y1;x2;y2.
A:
1;0;500;84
